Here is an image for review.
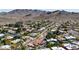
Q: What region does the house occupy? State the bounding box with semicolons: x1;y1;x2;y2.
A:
63;43;72;49
29;33;37;37
51;47;65;50
2;26;8;29
11;39;21;43
63;43;79;50
47;38;57;42
8;30;16;34
38;27;45;31
63;43;71;47
22;36;29;39
72;41;79;45
51;29;56;32
59;30;64;34
12;28;18;31
71;44;79;50
6;36;14;39
33;37;45;46
39;48;50;50
26;29;32;32
64;36;76;40
57;35;65;41
27;42;34;47
0;33;5;37
68;30;79;36
0;45;11;50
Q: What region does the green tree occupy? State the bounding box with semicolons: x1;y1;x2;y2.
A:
14;21;23;28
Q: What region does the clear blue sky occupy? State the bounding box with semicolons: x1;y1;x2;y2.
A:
0;9;79;12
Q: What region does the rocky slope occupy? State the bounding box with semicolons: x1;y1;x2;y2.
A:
0;9;79;24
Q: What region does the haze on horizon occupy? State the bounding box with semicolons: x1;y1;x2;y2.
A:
0;9;79;12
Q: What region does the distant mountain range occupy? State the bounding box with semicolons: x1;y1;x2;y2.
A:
0;9;78;15
0;9;79;24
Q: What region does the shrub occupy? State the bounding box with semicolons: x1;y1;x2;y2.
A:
46;42;53;48
14;21;23;28
46;32;57;39
76;37;79;41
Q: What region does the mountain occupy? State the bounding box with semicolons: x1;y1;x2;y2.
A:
0;9;79;24
0;12;7;15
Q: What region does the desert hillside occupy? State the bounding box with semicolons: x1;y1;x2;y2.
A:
0;9;79;24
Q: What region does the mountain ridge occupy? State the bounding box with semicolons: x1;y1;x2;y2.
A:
0;9;79;24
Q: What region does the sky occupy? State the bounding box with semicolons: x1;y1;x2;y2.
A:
0;9;79;12
0;9;13;12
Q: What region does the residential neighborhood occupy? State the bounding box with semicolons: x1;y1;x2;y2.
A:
0;9;79;50
0;19;78;50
